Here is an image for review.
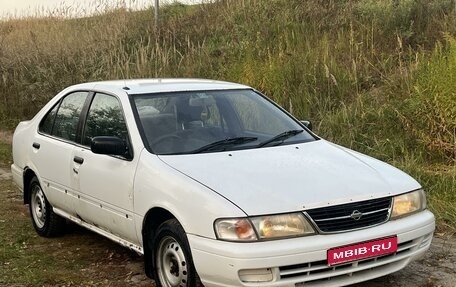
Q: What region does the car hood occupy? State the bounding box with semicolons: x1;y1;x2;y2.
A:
158;140;421;215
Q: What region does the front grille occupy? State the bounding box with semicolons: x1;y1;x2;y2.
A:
306;197;392;233
278;237;428;286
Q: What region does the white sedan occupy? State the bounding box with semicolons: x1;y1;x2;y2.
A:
11;79;435;287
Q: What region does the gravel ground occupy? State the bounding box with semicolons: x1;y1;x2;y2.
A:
354;236;456;287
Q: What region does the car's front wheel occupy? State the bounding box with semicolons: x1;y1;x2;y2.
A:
153;219;203;287
29;176;65;237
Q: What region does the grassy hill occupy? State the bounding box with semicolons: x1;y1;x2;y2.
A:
0;0;454;232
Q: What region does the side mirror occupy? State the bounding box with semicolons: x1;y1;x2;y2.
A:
300;120;313;131
91;136;128;157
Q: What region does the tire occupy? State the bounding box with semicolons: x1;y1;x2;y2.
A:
152;219;203;287
28;176;66;237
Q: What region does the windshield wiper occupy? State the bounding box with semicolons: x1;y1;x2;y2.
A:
190;137;258;154
257;129;304;148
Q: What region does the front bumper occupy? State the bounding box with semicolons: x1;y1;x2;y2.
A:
189;210;435;287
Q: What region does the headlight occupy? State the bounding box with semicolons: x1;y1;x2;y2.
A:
391;189;426;219
250;213;315;239
214;213;315;241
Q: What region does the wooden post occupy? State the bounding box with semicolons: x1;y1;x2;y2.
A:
154;0;159;28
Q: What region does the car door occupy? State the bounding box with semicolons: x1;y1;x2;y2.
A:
72;92;138;243
31;91;89;216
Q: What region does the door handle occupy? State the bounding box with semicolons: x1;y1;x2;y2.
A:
32;142;40;149
73;156;84;164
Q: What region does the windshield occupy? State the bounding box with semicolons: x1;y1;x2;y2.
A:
132;89;316;155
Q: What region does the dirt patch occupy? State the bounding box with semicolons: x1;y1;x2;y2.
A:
353;236;456;287
0;168;455;287
0;168;152;286
0;168;12;180
0;130;13;144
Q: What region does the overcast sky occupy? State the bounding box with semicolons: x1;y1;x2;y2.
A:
0;0;201;18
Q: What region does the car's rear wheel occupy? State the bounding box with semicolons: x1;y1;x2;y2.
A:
29;176;65;237
153;219;203;287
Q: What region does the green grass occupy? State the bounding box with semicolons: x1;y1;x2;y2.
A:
0;178;145;286
0;180;85;285
396;37;456;162
0;0;454;233
416;165;456;233
0;142;12;167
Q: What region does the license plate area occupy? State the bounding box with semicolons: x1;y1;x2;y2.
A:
327;236;398;266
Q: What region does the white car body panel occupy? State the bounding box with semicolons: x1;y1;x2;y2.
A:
10;79;435;287
72;146;139;243
69;90;143;243
133;149;247;241
53;206;144;254
158;140;420;215
33;133;77;214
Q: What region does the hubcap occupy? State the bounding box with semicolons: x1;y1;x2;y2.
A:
156;236;188;287
31;184;46;229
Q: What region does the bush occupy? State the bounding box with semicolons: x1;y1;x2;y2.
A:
398;37;456;162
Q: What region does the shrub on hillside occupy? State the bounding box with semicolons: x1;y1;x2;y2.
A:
398;37;456;162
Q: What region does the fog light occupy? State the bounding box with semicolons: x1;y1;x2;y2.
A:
239;268;273;283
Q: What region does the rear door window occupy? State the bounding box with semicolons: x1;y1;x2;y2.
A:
39;91;88;142
39;102;60;135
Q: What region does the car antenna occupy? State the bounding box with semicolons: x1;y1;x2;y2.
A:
122;80;130;90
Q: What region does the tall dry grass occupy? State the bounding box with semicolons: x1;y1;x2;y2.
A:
0;0;455;231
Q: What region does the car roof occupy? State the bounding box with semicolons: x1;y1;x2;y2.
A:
68;79;251;95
